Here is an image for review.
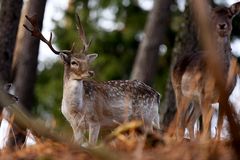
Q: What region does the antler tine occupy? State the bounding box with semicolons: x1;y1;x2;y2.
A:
62;43;75;55
75;14;90;53
24;15;73;55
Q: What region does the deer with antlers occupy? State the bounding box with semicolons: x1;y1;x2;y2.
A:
171;2;240;140
24;14;160;145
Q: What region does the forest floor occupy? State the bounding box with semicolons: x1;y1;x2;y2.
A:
0;121;238;160
0;139;236;160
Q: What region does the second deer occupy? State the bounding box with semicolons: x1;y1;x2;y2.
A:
171;2;240;140
24;14;160;145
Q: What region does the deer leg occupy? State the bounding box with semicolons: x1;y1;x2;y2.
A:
89;122;100;145
143;118;153;133
185;102;195;139
216;104;224;140
186;100;201;139
176;96;190;139
200;97;213;140
152;100;160;130
153;113;160;130
72;127;84;144
144;100;159;132
186;101;201;139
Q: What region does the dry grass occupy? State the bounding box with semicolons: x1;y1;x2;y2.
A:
0;140;94;160
0;120;238;160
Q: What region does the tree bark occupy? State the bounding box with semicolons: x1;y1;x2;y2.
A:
14;0;47;111
0;0;23;86
12;1;30;80
0;0;23;149
130;0;173;85
8;0;47;148
161;1;199;130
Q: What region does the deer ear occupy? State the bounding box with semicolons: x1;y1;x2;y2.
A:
87;54;98;63
229;2;240;18
60;53;70;64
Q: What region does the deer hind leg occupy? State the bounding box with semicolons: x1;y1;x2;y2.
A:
143;111;154;133
186;100;201;139
148;98;160;130
152;112;160;130
175;95;191;139
144;121;153;133
89;122;100;145
171;83;191;139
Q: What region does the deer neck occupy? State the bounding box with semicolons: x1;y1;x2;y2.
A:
216;36;231;53
63;66;70;84
62;67;85;112
216;36;232;75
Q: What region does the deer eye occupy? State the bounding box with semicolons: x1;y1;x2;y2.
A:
70;60;78;67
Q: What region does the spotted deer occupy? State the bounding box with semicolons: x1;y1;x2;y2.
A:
171;2;240;140
24;15;160;144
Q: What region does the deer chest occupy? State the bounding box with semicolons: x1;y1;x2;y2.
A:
61;80;85;118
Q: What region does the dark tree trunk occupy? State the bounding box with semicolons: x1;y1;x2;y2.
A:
161;1;199;130
0;0;23;149
0;0;23;88
7;0;47;148
130;0;173;85
14;0;47;111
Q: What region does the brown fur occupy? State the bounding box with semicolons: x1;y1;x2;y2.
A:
171;2;240;140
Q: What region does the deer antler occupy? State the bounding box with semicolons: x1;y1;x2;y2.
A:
75;14;91;54
23;15;74;55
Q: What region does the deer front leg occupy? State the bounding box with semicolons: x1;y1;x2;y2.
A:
200;97;213;140
89;122;100;144
72;127;85;144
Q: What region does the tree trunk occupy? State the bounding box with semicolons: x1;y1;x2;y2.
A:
12;1;30;80
0;0;23;87
161;1;199;130
130;0;173;85
14;0;47;111
0;0;23;149
8;0;47;148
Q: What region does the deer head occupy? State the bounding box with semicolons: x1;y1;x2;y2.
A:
24;14;98;81
210;2;240;38
61;53;98;80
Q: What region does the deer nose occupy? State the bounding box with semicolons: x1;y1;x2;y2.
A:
218;23;227;30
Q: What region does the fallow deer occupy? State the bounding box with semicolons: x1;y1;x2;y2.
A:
171;2;240;140
24;15;160;145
